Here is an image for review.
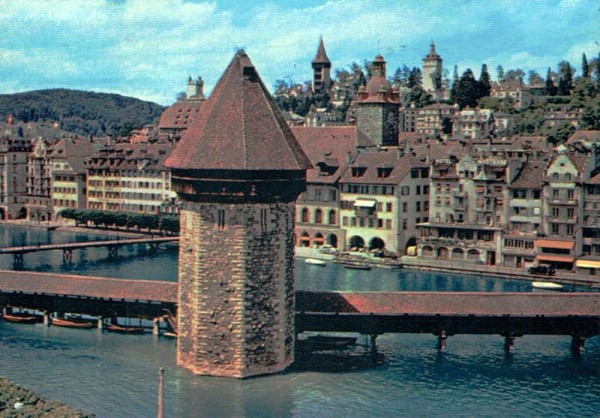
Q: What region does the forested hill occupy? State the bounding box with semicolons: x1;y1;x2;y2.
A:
0;89;166;137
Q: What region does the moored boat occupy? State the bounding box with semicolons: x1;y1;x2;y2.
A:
340;261;371;270
2;313;40;324
105;322;145;334
532;281;563;290
163;331;177;339
305;258;326;266
300;335;357;350
51;316;94;329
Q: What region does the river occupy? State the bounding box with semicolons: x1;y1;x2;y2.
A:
0;224;598;417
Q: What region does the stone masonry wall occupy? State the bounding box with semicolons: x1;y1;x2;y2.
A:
177;201;296;378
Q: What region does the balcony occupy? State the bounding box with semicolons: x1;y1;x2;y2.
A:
549;198;578;206
545;216;578;224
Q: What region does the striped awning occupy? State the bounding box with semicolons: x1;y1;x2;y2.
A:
575;259;600;269
536;239;574;250
536;254;575;263
354;199;377;208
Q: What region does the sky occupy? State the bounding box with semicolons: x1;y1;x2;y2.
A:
0;0;598;106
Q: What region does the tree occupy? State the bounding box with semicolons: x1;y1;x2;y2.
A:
407;67;423;88
557;60;575;96
455;69;479;109
582;53;589;78
478;64;491;98
527;70;544;86
390;65;411;87
594;53;600;86
570;77;598;109
496;65;505;84
545;67;557;96
450;65;460;104
504;68;525;83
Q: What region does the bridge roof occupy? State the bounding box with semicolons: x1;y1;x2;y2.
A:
0;271;177;303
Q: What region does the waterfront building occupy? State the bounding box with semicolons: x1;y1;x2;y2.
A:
165;50;311;378
538;145;592;270
26;138;56;221
339;148;430;254
292;126;370;250
312;37;332;94
157;75;205;142
48;138;99;219
85;143;176;214
503;159;547;268
355;54;400;147
0;136;31;220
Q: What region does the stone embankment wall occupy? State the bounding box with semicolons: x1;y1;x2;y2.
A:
0;378;93;417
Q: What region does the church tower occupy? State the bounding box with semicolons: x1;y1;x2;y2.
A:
312;37;331;94
356;54;400;147
165;50;311;378
422;41;443;92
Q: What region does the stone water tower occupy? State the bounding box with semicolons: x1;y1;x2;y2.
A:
165;50;311;378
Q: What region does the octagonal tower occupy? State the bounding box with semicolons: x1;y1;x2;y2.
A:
165;50;311;378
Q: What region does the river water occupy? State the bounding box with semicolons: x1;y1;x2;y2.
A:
0;224;598;417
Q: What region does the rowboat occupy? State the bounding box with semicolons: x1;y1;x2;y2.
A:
340;261;371;270
2;313;40;324
105;323;145;334
51;317;94;329
532;281;563;290
300;335;357;350
305;258;326;266
163;331;177;339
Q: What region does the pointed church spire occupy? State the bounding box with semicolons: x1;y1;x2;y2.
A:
312;37;331;64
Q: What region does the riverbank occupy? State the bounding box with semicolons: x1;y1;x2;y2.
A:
0;378;93;417
296;247;600;289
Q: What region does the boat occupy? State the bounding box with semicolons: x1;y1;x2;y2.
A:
532;281;563;290
105;322;145;334
340;261;371;270
163;331;178;339
300;335;357;350
51;316;95;329
305;258;326;266
2;312;40;324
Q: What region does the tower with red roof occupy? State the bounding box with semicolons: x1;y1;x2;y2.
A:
312;37;332;94
165;50;311;378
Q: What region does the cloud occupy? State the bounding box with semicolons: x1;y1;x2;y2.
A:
0;0;596;105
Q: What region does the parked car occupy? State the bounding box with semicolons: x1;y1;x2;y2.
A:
528;265;556;276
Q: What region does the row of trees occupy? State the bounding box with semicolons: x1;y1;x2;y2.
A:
59;209;179;234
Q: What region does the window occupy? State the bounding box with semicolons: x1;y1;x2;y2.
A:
566;225;574;235
315;209;323;224
411;169;419;178
217;209;226;229
401;186;410;196
552;208;560;217
301;208;309;223
402;202;407;213
567;189;574;199
386;202;393;212
416;201;421;211
416;186;421;195
328;210;336;225
402;219;407;230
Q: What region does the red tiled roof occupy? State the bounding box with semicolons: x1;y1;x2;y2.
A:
165;51;311;171
509;160;546;189
566;130;600;145
158;100;204;130
291;126;369;183
339;150;427;185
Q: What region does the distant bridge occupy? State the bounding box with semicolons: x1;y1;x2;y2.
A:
0;271;598;353
0;236;179;264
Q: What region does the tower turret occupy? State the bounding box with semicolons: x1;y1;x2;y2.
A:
422;41;443;92
165;50;311;378
312;37;332;94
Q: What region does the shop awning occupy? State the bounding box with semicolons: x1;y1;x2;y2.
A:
575;259;600;269
536;239;575;250
354;199;377;208
536;254;575;263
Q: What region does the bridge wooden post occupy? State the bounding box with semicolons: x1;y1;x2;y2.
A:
13;253;23;267
97;316;104;330
63;250;73;263
153;318;161;336
571;335;586;355
437;330;448;351
504;336;516;354
108;246;118;258
43;313;51;327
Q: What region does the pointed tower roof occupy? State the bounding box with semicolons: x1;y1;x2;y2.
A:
312;37;331;65
424;41;441;61
166;50;311;171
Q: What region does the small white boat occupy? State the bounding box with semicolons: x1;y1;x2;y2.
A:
305;258;326;266
532;281;563;290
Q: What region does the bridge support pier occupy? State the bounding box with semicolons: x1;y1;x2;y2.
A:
13;253;23;268
63;250;73;263
437;330;448;351
43;313;51;327
153;318;161;336
108;246;119;258
571;335;586;355
504;336;515;354
368;334;378;353
97;316;103;330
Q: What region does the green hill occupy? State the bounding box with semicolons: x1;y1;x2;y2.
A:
0;89;166;137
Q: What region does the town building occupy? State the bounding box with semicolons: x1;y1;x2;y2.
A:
355;54;400;147
48;138;99;219
453;108;494;140
422;42;443;93
0;121;31;219
25;138;56;221
490;81;533;109
157;76;205;142
85;143;176;214
416;103;455;139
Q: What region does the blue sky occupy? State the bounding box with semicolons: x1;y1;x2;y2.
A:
1;0;598;105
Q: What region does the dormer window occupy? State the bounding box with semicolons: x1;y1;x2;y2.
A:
351;165;367;177
377;167;392;178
